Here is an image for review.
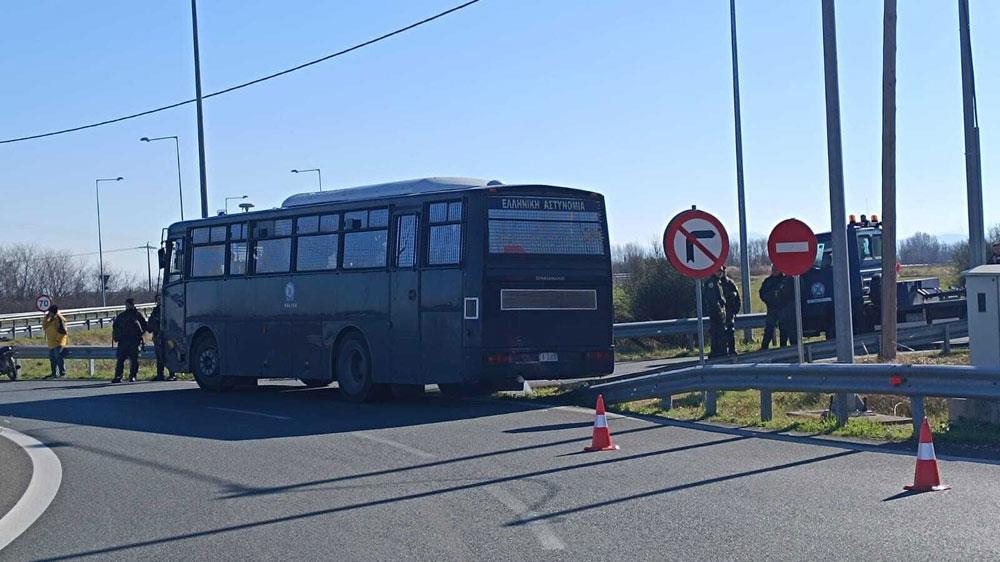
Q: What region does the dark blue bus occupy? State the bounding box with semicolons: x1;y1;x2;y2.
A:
158;177;614;400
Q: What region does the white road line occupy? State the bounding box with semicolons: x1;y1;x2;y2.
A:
0;427;63;552
483;485;566;551
204;407;292;421
352;433;436;459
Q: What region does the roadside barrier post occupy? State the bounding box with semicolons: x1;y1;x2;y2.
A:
910;395;925;436
705;390;718;417
760;390;773;421
88;359;95;377
943;324;951;354
660;395;672;411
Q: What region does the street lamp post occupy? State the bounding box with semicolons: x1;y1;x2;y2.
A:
291;168;322;192
225;195;248;214
95;177;124;307
140;136;185;220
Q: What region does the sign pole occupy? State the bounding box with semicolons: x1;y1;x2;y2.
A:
794;275;805;364
695;281;705;367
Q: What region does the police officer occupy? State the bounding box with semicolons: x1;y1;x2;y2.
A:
778;275;798;347
112;298;149;383
720;266;741;356
147;299;175;381
759;265;786;350
702;269;727;359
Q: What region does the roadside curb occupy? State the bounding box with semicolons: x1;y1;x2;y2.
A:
0;426;63;552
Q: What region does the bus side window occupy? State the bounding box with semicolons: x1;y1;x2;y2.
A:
427;201;462;266
396;215;418;268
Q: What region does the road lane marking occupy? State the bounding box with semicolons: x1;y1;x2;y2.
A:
483;485;565;551
205;407;292;421
0;427;63;552
352;433;436;459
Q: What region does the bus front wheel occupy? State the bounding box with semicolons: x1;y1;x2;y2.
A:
335;333;381;402
192;334;232;392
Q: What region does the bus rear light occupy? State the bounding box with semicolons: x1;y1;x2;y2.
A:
486;352;512;365
586;351;611;362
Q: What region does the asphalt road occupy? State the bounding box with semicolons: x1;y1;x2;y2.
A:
1;380;999;561
0;432;31;521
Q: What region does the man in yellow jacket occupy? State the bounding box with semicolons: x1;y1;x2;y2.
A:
42;304;69;378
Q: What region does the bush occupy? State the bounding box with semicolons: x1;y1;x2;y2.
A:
613;242;695;341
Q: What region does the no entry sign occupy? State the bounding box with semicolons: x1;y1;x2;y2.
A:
767;219;818;276
663;208;730;279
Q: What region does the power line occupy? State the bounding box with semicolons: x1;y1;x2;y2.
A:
0;0;481;145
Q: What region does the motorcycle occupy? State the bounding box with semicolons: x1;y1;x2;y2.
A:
0;337;18;381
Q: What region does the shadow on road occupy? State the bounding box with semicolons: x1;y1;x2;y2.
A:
0;383;548;441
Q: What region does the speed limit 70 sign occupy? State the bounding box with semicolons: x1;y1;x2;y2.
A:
35;294;52;312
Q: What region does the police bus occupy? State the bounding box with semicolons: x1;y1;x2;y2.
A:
157;177;614;400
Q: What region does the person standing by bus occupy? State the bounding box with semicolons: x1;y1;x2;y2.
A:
112;298;148;383
702;270;727;359
759;266;786;349
42;304;69;378
779;276;798;346
146;299;174;381
720;267;741;356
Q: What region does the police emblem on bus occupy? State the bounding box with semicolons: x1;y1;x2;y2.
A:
284;282;297;308
810;282;826;299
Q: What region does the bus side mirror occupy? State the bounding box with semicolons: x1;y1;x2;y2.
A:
158;246;170;270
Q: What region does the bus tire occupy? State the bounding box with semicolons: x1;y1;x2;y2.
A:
335;333;380;402
191;333;232;392
300;378;330;388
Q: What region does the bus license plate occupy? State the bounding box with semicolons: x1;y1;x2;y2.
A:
539;352;559;363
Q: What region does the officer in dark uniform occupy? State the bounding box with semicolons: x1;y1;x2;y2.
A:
147;300;175;381
759;265;787;349
720;266;741;356
702;269;727;359
779;276;798;346
112;298;149;383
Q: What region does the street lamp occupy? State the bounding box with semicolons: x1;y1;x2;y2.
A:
140;136;185;220
291;168;322;192
225;195;248;214
95;177;124;307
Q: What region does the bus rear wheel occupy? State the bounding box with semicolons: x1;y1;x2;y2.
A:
335;333;381;402
192;334;232;392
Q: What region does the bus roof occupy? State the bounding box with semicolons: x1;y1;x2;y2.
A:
281;177;502;208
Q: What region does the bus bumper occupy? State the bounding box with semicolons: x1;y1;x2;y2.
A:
474;347;615;381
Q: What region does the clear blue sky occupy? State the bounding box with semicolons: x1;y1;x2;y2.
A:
1;0;998;278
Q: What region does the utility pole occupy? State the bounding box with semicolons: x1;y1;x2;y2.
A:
729;0;752;343
959;0;985;267
821;0;855;425
191;0;210;219
879;0;898;361
141;243;156;293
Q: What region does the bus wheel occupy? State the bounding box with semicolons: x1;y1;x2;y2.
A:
335;333;379;402
438;381;493;398
299;378;330;388
192;334;231;392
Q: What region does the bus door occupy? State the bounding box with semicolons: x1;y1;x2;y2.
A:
160;236;187;371
389;212;423;382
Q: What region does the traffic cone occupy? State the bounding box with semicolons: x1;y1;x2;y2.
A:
584;394;619;452
904;417;950;492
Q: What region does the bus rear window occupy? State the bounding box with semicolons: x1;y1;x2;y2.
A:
488;196;605;256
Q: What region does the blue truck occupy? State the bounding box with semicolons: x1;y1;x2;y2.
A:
798;215;965;338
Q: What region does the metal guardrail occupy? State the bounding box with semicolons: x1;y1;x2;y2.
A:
12;345;155;361
614;313;766;339
586;361;1000;434
0;303;155;339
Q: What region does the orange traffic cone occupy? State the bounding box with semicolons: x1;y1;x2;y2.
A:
904;417;950;492
584;394;619;452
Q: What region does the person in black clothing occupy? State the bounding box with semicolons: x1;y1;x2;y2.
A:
112;298;149;383
779;276;798;346
147;300;175;381
759;265;786;350
720;268;741;356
